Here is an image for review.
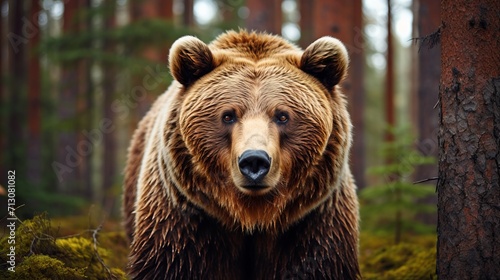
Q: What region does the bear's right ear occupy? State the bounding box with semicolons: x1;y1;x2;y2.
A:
169;36;215;87
300;37;349;91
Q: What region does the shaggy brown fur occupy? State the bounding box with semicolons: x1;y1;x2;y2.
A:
123;30;359;279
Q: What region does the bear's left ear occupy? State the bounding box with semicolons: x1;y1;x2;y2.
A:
169;36;215;87
300;37;349;91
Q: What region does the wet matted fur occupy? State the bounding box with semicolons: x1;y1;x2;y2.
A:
123;30;360;279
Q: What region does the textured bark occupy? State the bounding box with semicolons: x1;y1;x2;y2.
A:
298;0;366;188
0;0;4;179
437;1;500;278
246;0;282;35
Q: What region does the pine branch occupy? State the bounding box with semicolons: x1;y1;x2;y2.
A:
412;24;442;52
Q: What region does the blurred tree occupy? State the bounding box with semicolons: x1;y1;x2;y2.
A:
298;0;313;47
385;0;394;142
55;0;85;192
129;0;173;118
246;0;282;34
299;0;366;189
413;0;440;182
437;0;500;278
28;0;42;188
6;0;27;194
183;0;194;27
102;0;118;214
215;0;245;32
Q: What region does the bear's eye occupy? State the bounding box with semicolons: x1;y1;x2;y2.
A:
222;111;237;124
275;112;289;124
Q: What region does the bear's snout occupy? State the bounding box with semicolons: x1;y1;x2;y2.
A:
238;149;271;186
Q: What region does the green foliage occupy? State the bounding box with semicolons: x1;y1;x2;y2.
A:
0;213;126;279
360;126;436;240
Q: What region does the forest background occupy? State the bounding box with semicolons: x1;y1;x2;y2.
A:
3;0;495;279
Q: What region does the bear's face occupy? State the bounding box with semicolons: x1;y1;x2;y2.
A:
168;32;351;232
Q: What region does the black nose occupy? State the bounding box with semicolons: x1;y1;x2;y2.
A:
238;150;271;183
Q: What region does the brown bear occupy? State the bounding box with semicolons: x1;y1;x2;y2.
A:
123;30;359;279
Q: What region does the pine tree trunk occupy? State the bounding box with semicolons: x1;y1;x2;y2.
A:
350;0;366;189
183;0;194;27
102;0;117;213
246;0;282;35
7;0;27;181
414;0;440;182
437;1;500;278
56;0;80;191
27;0;42;188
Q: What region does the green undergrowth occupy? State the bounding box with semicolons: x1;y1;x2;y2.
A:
2;213;437;279
360;232;437;279
0;213;128;279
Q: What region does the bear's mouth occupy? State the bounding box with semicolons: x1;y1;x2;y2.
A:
238;184;272;196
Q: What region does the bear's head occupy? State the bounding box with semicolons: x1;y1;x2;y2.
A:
166;31;351;233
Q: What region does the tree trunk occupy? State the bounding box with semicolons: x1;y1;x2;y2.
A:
437;1;500;278
350;0;366;190
246;0;282;35
102;0;118;214
183;0;194;27
7;0;27;180
385;0;395;139
0;0;3;179
27;0;42;188
414;0;440;181
55;0;80;191
298;0;314;48
79;0;93;200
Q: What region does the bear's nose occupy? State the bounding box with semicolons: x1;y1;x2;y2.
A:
238;150;271;184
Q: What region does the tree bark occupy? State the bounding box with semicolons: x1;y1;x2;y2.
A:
437;1;500;278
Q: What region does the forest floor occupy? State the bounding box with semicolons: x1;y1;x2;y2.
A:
0;213;436;279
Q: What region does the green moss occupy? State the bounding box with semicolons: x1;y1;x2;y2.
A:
0;214;127;279
360;238;437;279
99;231;129;269
0;213;58;259
55;237;111;278
384;248;437;280
9;255;85;280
